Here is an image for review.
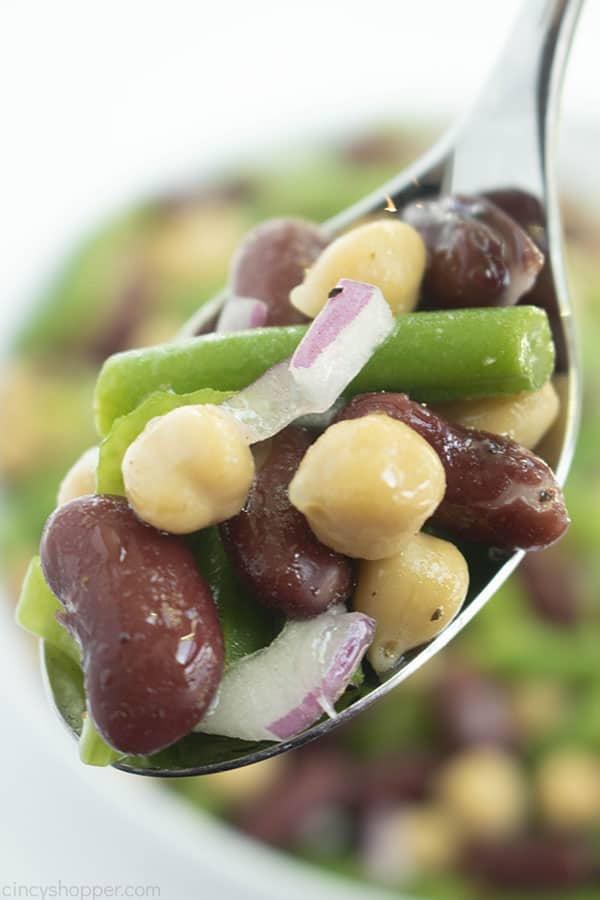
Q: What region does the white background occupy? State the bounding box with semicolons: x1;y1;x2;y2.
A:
0;2;598;898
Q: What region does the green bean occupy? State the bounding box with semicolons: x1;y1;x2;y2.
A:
94;306;555;436
186;527;281;669
79;713;122;767
96;387;232;495
15;557;79;664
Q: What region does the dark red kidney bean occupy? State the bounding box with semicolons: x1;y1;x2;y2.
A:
466;838;600;891
402;194;544;310
484;188;569;373
154;176;259;214
230;218;329;326
236;746;356;848
340;131;420;165
520;547;581;627
484;189;547;253
432;668;517;751
41;494;224;756
89;271;152;362
220;427;353;618
355;752;438;811
337;393;569;551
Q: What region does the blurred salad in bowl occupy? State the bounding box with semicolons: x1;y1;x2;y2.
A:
2;123;600;898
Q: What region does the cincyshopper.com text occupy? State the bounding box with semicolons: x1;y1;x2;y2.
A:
1;884;160;899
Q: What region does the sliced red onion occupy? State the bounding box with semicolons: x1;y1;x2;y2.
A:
195;605;375;742
289;278;392;406
221;279;393;443
216;296;268;333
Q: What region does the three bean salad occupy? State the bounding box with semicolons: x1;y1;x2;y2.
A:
16;185;570;764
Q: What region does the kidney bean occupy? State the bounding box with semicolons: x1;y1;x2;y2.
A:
154;176;259;214
432;668;517;751
484;188;569;372
466;837;600;891
402;194;543;310
520;547;582;626
339;130;419;165
236;746;355;848
355;751;438;811
483;189;547;253
41;494;224;755
230;218;329;326
337;393;569;550
220;427;353;619
89;271;152;362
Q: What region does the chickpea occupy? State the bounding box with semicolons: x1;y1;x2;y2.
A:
129;312;183;349
0;361;95;479
535;372;569;466
535;748;600;831
147;204;247;285
288;415;446;560
433;380;559;450
57;447;99;506
399;805;459;874
365;804;459;884
202;755;286;806
122;404;255;534
510;679;569;741
289;219;426;318
435;747;528;841
354;532;468;674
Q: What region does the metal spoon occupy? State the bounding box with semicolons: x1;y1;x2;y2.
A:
44;0;582;775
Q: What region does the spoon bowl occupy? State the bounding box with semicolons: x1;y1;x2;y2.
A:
43;0;582;776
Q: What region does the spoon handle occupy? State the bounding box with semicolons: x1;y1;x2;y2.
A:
448;0;585;196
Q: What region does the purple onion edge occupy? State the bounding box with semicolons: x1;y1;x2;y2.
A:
266;612;376;740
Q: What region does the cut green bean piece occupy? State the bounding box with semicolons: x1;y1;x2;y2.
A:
15;557;80;665
97;387;232;495
186;527;281;670
94;306;555;436
79;712;124;767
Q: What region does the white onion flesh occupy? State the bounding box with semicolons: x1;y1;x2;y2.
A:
195;605;375;742
221;279;393;444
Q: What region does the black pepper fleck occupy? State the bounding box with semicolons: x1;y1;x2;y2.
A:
539;489;555;503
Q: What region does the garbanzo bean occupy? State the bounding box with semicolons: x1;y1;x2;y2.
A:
433;380;559;449
288;415;446;560
435;747;528;841
510;679;569;741
365;804;459;884
354;532;468;673
122;404;254;534
535;748;600;831
57;447;99;506
203;755;287;805
289;219;426;318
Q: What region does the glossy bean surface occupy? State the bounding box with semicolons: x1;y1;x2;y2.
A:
220;427;353;618
230;218;328;326
338;393;569;550
432;668;517;751
41;494;224;755
402;194;543;309
466;838;599;891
